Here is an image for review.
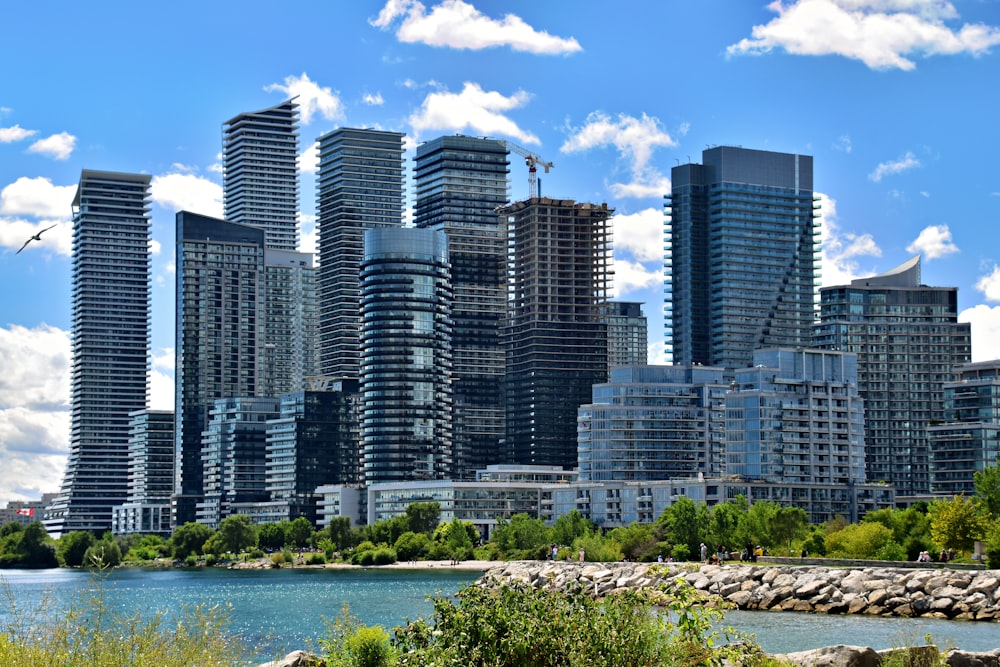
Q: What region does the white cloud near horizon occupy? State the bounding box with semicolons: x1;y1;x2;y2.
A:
960;304;1000;363
265;73;345;125
151;171;224;218
561;112;676;200
150;348;174;411
906;224;958;260
0;124;36;143
817;192;882;287
27;132;76;160
728;0;1000;71
409;82;538;143
299;141;320;175
613;208;664;263
869;151;921;181
975;265;1000;302
0;323;71;502
371;0;582;55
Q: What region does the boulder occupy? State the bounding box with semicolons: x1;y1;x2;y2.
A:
776;644;881;667
259;651;326;667
945;647;1000;666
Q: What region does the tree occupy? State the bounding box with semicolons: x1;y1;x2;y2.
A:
825;522;895;559
0;521;57;568
975;464;1000;518
490;514;549;557
286;516;313;549
770;506;809;554
655;496;706;557
394;531;431;561
607;522;658;561
405;502;441;535
550;510;593;546
257;522;287;551
325;516;354;551
171;522;213;559
745;501;780;547
58;531;96;567
214;514;257;555
929;495;988;555
708;499;748;549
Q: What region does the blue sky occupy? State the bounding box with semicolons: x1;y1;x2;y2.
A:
2;0;1000;504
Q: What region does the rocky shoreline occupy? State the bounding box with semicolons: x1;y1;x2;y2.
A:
481;560;1000;621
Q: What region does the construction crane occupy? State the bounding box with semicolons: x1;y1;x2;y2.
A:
496;139;553;199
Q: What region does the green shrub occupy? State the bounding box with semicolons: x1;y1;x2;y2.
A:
270;552;286;567
184;554;199;567
306;552;326;565
371;547;396;565
248;548;265;559
345;626;396;667
204;553;218;566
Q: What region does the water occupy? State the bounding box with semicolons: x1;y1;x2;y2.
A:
3;566;1000;657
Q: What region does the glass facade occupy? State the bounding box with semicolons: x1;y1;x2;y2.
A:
929;360;1000;496
602;301;648;371
261;249;318;397
815;256;972;497
666;147;819;370
578;365;727;481
45;170;151;537
501;198;613;469
173;212;266;525
360;227;454;483
223;99;300;251
316;128;405;378
414;135;509;480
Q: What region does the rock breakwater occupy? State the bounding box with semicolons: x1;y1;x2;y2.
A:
481;561;1000;621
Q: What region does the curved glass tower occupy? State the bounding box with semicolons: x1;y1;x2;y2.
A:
359;227;453;483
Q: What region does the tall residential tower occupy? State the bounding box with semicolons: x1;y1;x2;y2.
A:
45;170;152;537
666;146;819;370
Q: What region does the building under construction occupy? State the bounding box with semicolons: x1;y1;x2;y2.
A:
500;197;614;469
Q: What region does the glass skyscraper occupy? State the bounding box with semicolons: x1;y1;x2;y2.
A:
815;256;972;497
359;227;453;483
173;212;266;525
413;135;509;479
45;170;152;537
222;99;300;251
666;146;819;370
316;128;405;378
500;197;613;469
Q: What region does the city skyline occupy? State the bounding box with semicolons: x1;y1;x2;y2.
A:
3;1;1000;503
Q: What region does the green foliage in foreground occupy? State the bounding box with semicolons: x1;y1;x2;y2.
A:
0;574;252;667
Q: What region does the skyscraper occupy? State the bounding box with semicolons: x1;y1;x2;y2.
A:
173;212;265;526
414;135;509;479
316;128;406;378
815;256;972;497
111;409;175;535
222;99;300;251
359;227;453;483
45;170;151;537
500;197;613;469
260;249;318;398
602;301;648;371
665;146;819;370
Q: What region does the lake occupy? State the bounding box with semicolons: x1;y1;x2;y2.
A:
2;566;1000;658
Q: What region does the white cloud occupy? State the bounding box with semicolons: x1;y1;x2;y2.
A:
300;214;318;256
0;176;75;218
0;124;36;143
960;304;1000;362
613;208;664;263
1;217;71;256
299;140;320;175
409;81;538;143
869;151;920;182
728;0;1000;71
149;348;175;411
612;258;662;299
975;265;1000;302
833;134;852;153
265;73;345;125
27;132;76;160
647;340;670;365
562;112;675;199
906;224;958;259
817;192;882;287
0;324;71;502
371;0;582;55
151;171;224;218
363;92;385;106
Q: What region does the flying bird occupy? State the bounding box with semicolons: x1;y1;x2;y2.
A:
16;224;57;254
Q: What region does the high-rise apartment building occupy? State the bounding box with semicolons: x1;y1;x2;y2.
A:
45;170;151;538
316;128;406;378
726;348;866;487
578;365;728;481
414;135;509;479
111;409;175;535
929;360;1000;496
665;146;819;370
602;301;648;371
815;256;972;497
173;212;266;525
500;197;613;469
260;249;318;397
359;227;454;483
222;99;300;251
